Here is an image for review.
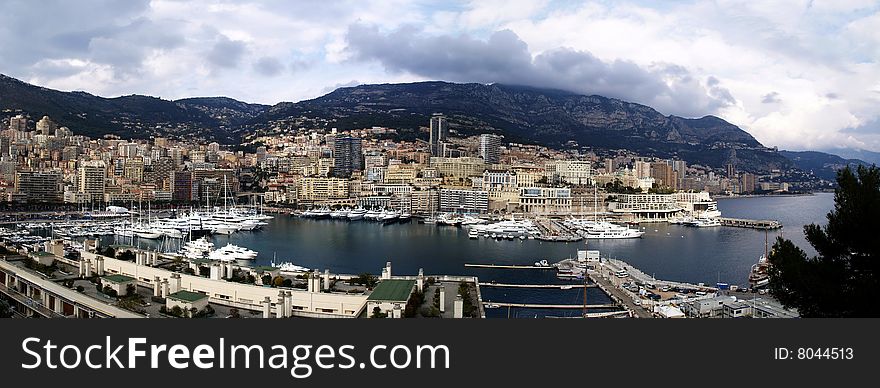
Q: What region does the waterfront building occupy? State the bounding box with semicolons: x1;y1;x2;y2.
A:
478;170;520;212
332;135;363;178
518;187;571;214
429;114;448;156
439;188;488;214
759;182;790;192
78;160;106;202
299;177;350;201
479;134;502;164
411;189;439;215
740;173;757;193
13;171;62;203
609;193;682;221
171;171;195;201
673;191;721;217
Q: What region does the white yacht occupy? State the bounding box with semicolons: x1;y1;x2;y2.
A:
347;208;367;220
565;219;644;239
330;209;350;219
208;243;258;261
271;260;310;272
686;217;722;227
180;237;214;260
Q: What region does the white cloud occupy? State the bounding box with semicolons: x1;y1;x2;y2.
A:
0;0;877;152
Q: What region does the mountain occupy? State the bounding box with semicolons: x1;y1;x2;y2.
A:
261;82;792;172
1;74;794;172
779;150;867;180
0;74;265;142
818;148;880;166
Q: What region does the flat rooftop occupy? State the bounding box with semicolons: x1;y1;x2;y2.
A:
367;279;415;302
102;274;135;283
168;290;208;303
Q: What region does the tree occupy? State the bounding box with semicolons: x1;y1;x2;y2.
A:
117;250;136;261
768;166;880;317
0;299;13;318
370;306;387;318
100;247;116;259
262;275;273;286
273;276;285;287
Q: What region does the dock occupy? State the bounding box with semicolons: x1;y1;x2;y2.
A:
485;302;618;309
464;263;555;270
479;282;597;289
719;217;782;229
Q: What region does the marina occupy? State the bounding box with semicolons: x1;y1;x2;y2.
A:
0;193;833;318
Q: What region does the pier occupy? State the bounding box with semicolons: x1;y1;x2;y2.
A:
479;282;597;289
464;263;555;270
719;217;782;229
485;302;618;309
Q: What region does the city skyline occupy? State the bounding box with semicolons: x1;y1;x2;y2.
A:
1;0;878;154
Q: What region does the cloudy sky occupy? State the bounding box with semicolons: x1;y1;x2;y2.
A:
1;0;879;153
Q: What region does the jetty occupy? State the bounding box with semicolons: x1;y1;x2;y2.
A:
719;217;782;229
464;263;555;270
485;302;618;309
479;282;597;289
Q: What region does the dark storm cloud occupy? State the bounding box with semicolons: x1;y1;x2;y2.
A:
345;24;736;117
761;92;782;104
206;36;248;69
253;57;284;76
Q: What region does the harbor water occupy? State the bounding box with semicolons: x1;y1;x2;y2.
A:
109;192;835;317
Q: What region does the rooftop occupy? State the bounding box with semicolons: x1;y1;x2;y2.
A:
30;251;55;257
102;274;135;283
367;279;415;302
168;290;208;303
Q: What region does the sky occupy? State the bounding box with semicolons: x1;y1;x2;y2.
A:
1;0;879;153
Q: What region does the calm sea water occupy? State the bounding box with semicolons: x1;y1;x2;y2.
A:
117;192;835;317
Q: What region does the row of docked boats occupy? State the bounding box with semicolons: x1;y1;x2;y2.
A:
114;208;273;240
301;207;412;224
466;219;541;240
668;216;722;227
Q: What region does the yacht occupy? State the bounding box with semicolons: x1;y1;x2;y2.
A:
208;243;258;261
180;237;214;260
271;259;310;272
470;219;541;238
378;210;400;224
564;219;644;239
330;209;350;219
364;209;382;221
468;229;480;239
685;217;721;227
347;208;367;221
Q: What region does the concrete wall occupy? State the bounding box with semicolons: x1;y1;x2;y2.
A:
81;250;367;317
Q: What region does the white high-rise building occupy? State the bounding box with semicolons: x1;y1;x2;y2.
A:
479;134;502;164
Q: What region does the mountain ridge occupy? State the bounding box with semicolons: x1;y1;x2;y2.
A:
1;74;793;172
